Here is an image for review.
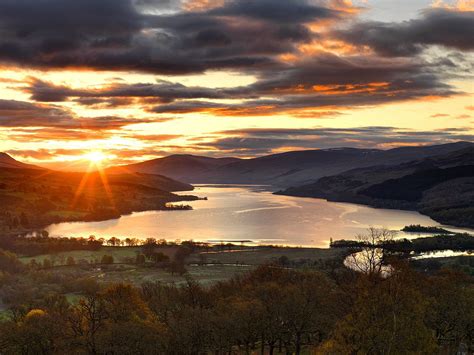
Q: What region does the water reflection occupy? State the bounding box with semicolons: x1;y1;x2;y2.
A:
46;185;474;247
412;250;473;259
344;249;393;276
344;249;473;274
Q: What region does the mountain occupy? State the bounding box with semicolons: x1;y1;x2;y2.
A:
108;154;241;180
278;146;474;228
114;141;474;187
0;153;43;170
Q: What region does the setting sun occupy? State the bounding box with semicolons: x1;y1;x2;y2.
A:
84;151;108;164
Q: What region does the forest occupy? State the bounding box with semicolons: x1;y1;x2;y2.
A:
0;235;473;354
0;167;197;232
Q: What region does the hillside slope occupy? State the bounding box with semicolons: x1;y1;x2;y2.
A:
115;142;474;187
109;155;241;180
278;147;474;228
0;153;44;170
0;166;196;233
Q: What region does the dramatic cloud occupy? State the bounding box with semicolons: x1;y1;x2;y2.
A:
25;53;458;116
202;127;474;154
335;8;474;57
0;99;148;129
0;0;344;74
4;1;471;120
25;78;240;103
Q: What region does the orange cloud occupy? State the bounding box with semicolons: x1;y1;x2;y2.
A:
431;0;474;11
184;0;224;11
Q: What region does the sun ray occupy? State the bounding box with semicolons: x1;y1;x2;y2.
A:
71;163;94;209
71;150;116;210
97;164;116;210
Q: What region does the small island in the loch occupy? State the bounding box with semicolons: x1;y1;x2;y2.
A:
164;203;193;210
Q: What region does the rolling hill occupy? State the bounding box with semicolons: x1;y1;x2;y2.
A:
0;153;44;170
0;157;196;232
278;147;474;228
109;154;240;179
113;141;474;187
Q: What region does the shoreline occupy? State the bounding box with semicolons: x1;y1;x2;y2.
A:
275;190;474;230
1;195;199;239
5;185;473;244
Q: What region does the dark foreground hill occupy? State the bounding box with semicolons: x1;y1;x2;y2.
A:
114;142;474;187
0;153;44;170
0;165;196;232
279;147;474;228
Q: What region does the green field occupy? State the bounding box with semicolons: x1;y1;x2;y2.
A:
189;246;346;265
18;245;348;286
72;264;252;286
19;246;143;265
20;245;346;266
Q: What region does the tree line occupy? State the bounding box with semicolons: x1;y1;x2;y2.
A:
0;258;473;353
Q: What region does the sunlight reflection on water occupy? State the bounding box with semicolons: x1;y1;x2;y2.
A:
46;185;474;247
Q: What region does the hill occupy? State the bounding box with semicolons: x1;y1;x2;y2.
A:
0;153;44;170
114;142;474;187
109;154;240;180
0;166;196;233
278;147;474;228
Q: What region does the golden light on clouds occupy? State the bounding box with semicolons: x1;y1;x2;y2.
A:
0;0;472;168
431;0;474;11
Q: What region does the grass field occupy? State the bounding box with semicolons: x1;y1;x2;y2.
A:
189;246;347;265
20;245;346;266
39;263;253;286
18;245;348;286
19;246;143;265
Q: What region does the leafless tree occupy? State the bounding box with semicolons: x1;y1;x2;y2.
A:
345;227;396;275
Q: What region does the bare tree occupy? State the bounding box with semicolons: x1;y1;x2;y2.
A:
345;227;396;276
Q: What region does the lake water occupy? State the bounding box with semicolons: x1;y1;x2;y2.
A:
46;185;474;247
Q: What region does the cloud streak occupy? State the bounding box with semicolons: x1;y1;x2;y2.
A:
0;99;149;129
200;126;474;155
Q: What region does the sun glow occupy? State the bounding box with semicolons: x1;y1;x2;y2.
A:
84;151;108;164
71;150;115;210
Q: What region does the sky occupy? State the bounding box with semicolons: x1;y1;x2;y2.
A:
0;0;472;169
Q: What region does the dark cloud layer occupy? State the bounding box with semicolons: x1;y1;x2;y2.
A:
1;0;469;75
2;1;472;117
0;0;339;74
25;53;457;114
203;127;474;155
0;99;147;129
335;9;474;57
26;78;240;103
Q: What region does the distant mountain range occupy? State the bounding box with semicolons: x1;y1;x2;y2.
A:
109;155;240;180
278;146;474;228
112;141;474;188
2;142;474;228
